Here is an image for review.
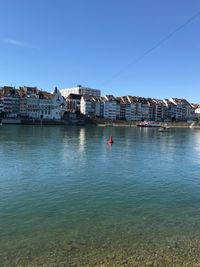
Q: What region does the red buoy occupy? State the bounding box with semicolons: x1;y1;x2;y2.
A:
107;135;114;144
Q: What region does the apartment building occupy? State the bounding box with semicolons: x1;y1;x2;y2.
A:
117;96;127;120
60;85;101;99
80;95;95;116
125;96;139;121
0;86;20;117
163;99;177;121
103;95;120;120
80;95;104;117
170;98;193;121
148;99;167;122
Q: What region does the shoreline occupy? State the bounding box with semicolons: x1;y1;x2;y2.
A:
2;233;200;267
96;123;200;128
1;118;200;128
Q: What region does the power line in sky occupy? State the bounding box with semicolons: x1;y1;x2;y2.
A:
102;9;200;86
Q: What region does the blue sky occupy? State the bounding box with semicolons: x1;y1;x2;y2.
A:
0;0;200;102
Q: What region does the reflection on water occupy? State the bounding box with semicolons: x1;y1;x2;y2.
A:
193;130;200;163
79;127;86;153
1;126;200;266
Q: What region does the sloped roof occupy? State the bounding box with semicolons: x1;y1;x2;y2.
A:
38;91;53;100
128;96;149;104
81;95;94;101
105;95;116;101
67;93;82;100
164;99;176;106
148;98;164;105
192;104;200;109
120;96;130;104
171;98;191;106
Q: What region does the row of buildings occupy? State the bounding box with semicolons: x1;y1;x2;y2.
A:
61;85;199;122
0;84;200;122
0;86;65;120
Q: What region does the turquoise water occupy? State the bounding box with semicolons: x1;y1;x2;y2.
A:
1;125;200;266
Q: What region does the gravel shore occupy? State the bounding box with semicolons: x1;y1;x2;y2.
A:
2;233;200;267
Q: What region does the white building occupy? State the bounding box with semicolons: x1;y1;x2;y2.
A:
80;95;94;116
26;94;39;118
148;99;166;121
170;98;193;121
125;96;138;121
51;88;65;119
80;95;103;117
60;85;101;99
26;87;65;120
192;104;200;121
103;95;120;120
39;88;65;120
95;97;104;117
125;96;149;121
195;108;200;114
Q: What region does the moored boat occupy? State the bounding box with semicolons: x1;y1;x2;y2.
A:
137;121;161;127
158;124;170;132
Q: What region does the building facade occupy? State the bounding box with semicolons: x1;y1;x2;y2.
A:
0;86;65;120
60;85;101;99
0;84;197;122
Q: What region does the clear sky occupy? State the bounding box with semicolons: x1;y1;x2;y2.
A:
0;0;200;102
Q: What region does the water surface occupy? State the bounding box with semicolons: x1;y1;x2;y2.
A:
1;125;200;266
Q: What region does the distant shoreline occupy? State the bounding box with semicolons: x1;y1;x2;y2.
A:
95;120;200;129
1;117;200;128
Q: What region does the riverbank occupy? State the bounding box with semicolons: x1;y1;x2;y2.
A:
1;117;200;128
94;119;200;128
2;233;200;267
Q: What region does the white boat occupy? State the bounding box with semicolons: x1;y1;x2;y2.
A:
158;125;170;132
137;121;162;127
189;122;195;128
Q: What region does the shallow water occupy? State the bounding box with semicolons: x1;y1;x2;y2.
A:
1;125;200;266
